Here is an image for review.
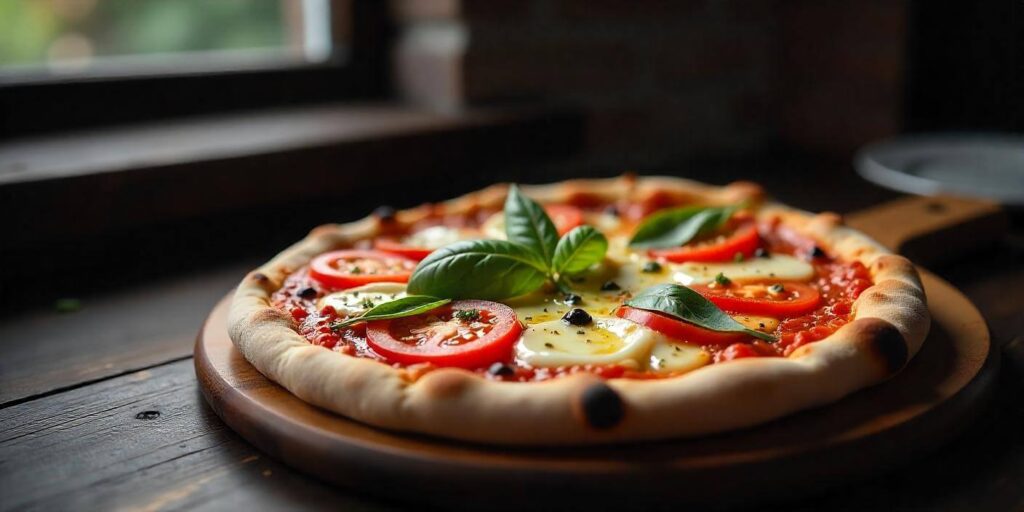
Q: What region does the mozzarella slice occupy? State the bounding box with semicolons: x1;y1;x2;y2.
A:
604;236;639;264
648;340;711;373
480;212;507;240
318;283;408;317
672;254;814;285
584;211;624;234
404;225;473;249
515;317;657;369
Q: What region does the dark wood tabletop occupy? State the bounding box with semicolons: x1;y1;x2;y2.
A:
2;166;1022;511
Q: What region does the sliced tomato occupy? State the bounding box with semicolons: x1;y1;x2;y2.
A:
309;250;418;290
373;238;433;261
366;300;522;369
615;306;748;345
545;204;584;236
650;223;760;263
691;281;821;317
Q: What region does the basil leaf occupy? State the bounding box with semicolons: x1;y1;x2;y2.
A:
407;239;549;300
332;295;451;329
624;283;776;342
552;225;608;276
628;205;738;249
504;184;559;267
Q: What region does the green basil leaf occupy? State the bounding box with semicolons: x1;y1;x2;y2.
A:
628;205;738;249
624;283;776;342
552;225;608;276
504;184;559;267
332;295;451;330
407;239;549;300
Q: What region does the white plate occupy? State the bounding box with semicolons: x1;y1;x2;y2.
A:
856;134;1024;205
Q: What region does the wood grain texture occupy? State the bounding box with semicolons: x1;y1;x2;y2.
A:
2;352;1019;511
0;359;396;512
0;262;253;405
194;271;996;509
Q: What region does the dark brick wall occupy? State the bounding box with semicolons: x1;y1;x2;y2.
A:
392;0;907;163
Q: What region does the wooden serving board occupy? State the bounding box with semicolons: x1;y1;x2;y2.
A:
195;193;1004;508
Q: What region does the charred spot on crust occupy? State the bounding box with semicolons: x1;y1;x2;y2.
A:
872;254;914;276
421;370;470;398
856;318;908;375
579;383;624;429
373;205;397;222
252;307;291;325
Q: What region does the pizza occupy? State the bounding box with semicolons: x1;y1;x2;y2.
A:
228;175;929;445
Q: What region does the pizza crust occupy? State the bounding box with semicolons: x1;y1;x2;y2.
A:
227;175;930;445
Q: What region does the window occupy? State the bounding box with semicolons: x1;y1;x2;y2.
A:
0;0;335;80
0;0;388;137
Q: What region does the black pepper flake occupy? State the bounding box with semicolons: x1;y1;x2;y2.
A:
564;293;582;305
373;205;396;221
576;330;586;335
768;283;785;294
714;273;732;286
562;308;593;326
601;281;621;291
811;245;826;258
641;261;662;273
487;362;515;377
603;204;620;217
544;342;555;348
754;247;770;258
298;287;317;299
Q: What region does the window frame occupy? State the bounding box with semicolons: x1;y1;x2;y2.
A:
0;1;391;138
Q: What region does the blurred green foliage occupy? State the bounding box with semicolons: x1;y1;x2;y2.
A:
0;0;287;66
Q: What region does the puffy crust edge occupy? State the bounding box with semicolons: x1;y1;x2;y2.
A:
227;175;929;445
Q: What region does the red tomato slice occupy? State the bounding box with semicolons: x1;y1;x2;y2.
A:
309;250;418;290
615;306;747;345
650;223;760;263
545;204;584;236
691;282;821;317
366;300;522;369
373;238;433;261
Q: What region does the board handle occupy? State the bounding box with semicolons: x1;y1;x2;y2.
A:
845;195;1008;268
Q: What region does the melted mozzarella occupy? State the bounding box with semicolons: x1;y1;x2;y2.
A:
515;317;657;369
672;254;814;285
318;283;407;317
584;211;624;235
404;225;474;249
480;212;507;240
648;340;711;373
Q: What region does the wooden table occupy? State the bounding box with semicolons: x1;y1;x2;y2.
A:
2;178;1022;511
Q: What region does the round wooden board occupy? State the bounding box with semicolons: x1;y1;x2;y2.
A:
195;271;996;509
